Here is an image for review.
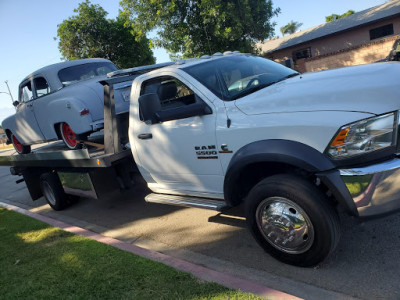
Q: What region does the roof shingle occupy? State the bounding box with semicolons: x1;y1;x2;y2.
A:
259;0;400;53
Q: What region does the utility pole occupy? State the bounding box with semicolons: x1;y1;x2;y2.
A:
0;81;16;110
4;81;14;102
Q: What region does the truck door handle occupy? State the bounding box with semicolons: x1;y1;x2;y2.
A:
138;133;152;140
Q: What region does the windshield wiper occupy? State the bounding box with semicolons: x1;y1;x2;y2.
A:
231;72;299;100
276;72;300;82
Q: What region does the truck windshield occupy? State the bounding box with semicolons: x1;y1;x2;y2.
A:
183;55;298;101
58;62;118;86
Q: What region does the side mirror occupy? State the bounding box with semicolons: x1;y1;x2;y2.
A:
156;102;212;122
13;101;19;107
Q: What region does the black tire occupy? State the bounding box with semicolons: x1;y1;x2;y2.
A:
11;133;31;154
245;174;340;267
40;172;68;211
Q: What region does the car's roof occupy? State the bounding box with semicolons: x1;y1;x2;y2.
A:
21;58;113;83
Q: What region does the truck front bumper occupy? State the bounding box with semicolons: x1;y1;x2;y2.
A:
340;158;400;217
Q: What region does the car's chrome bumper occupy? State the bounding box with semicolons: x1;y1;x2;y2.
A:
340;158;400;217
90;120;104;131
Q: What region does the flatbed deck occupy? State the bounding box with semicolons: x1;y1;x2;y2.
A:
0;137;132;169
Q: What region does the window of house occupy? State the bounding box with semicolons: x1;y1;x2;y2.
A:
20;81;33;102
370;24;394;40
34;77;50;98
293;48;312;60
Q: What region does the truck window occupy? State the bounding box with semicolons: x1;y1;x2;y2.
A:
140;76;196;110
20;81;33;103
34;77;50;98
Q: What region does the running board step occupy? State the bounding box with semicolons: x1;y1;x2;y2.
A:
145;193;227;211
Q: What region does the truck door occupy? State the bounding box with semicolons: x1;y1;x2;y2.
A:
130;75;224;196
14;79;45;143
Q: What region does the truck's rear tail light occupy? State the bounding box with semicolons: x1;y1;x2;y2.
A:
80;108;90;116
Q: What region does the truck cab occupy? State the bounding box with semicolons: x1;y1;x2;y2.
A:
128;52;400;266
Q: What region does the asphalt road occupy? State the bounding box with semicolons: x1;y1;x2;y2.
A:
1;163;399;300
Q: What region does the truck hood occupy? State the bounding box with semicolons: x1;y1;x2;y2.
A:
235;62;400;116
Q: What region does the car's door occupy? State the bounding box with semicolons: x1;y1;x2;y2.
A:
30;76;60;140
130;74;224;197
14;79;45;143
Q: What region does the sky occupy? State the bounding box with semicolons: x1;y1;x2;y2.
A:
0;0;388;124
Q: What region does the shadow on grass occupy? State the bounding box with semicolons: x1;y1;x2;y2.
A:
0;208;260;299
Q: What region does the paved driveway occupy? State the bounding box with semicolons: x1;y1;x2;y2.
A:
1;165;399;299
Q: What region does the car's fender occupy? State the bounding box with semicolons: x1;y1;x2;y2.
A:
43;97;93;138
2;115;18;142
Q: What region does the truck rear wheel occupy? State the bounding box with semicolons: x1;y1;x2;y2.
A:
40;172;69;211
11;133;31;154
245;174;340;267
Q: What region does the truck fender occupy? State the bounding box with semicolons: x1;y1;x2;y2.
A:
223;139;357;215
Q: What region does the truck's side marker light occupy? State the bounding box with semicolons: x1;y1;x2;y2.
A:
331;127;349;147
97;159;100;165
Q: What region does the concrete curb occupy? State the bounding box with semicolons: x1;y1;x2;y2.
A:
0;201;301;300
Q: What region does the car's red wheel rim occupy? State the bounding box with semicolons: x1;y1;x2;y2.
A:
12;135;23;153
62;123;77;147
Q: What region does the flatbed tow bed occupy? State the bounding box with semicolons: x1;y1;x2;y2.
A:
0;139;132;169
0;63;174;209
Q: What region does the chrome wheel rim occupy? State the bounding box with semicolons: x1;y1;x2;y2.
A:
256;197;314;254
42;181;56;206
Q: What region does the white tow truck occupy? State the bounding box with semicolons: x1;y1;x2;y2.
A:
3;52;400;267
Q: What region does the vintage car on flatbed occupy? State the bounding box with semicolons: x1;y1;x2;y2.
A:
1;58;132;153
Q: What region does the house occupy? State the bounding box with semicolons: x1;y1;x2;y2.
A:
259;0;400;72
0;128;6;145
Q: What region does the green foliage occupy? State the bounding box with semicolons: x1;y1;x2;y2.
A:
120;0;280;58
280;20;303;37
0;208;261;299
326;10;355;22
56;0;155;69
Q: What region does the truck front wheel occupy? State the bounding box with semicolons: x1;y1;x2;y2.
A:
245;174;340;267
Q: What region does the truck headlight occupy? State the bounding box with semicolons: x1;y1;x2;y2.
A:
327;112;397;159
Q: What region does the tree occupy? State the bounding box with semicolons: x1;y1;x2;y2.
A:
57;0;155;69
280;20;303;37
326;10;355;22
120;0;280;58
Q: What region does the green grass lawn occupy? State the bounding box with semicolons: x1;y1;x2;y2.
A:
0;208;261;300
0;144;12;150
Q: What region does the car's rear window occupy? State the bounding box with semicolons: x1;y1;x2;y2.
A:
58;62;118;86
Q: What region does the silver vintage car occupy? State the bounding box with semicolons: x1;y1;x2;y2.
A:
2;58;131;153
